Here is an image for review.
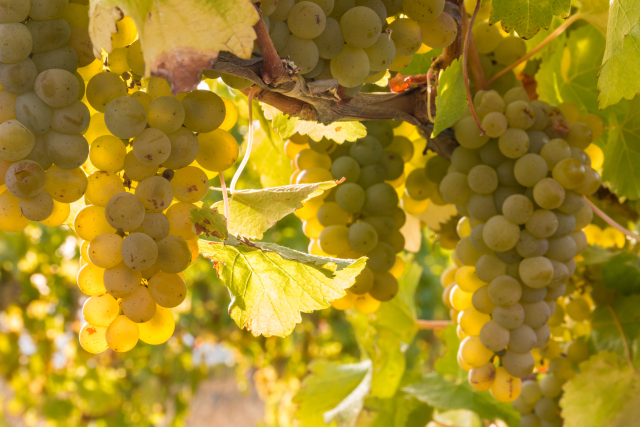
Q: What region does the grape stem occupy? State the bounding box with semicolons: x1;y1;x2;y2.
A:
584;197;640;242
606;305;634;368
252;4;287;84
220;174;230;220
415;320;453;330
486;13;582;85
463;0;486;135
230;86;259;195
460;1;488;91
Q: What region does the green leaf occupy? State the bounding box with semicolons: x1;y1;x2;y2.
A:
399;49;442;75
524;16;564;60
576;0;610;34
89;0;258;92
602;97;640;200
580;245;618;265
250;105;295;188
264;105;366;143
293;360;372;427
602;252;640;294
598;0;640;108
362;394;434;427
190;204;228;240
434;324;466;380
490;0;572;39
199;238;367;337
591;294;640;363
403;373;521;427
561;351;638;427
347;262;421;399
212;181;337;239
432;58;467;137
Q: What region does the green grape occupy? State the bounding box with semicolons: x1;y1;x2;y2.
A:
318;224;350;255
0;58;38;95
482;112;508;138
66;28;94;67
454;116;490;149
23;134;51;170
0;23;32;64
499;128;530;158
459;335;494;368
44;130;89;169
508;324;536;353
522;300;551;329
335;182;365;213
340;6;381;49
121;285;157;323
123;151;158;182
496;159;518;186
303;58;327;79
519;415;541;427
369;271;398;301
156;235;191;273
74;205;116;241
458;306;491;335
19;189;53;221
34;69;79;110
331;0;357;19
166;202;197;240
268;19;290;51
149;271;187;308
134;212;170;241
348;221;378;253
364;33;396;72
403;0;444;22
546;234;577;262
520;379;543;405
570;146;591;166
518;256;553;289
105;192;146;231
363;215;394;239
405;168;436;200
386;136;414;163
330;44;370;87
566;340;589;364
365;121;393;148
552;158;585;190
502;349;534;378
139;305;175;345
494;36;527;66
221;74;252;90
317;202;349;226
331;156;361;182
456;236;484;265
89;135;126;172
350;267;374;294
29;0;67;19
468;363;496;391
106;47;129;75
476;90;506;116
280;35;320;74
350;136;382;165
366;241;395;272
127;40;145;76
50;100;90;134
440;172;473;205
86;72;127;112
0;0;30;23
106;314;139;352
170;166;208;203
379;150;404;180
131;128;171;166
532;178;565;209
14;91;52;135
88;233;123;269
0;89;17;123
488;275;522;307
287;1;326;40
472;21;502;54
79;323;108;354
468;164;498;194
163;128;199;170
492;303;525;330
314;17;345;59
426;155;451;182
104;96;147;139
358;165;384;189
364;182;398;215
296;148;332;170
466;194;496;222
145;77;172;99
539;374;563;399
573;166;600;196
135;176;174;213
475;254;507;283
566;122;592;149
516;230;549;258
490;367;522;403
104;262;142;298
472;285;496;314
0;120;35;161
534;398;560;422
83;293;119;327
505;100;536;130
387;53;413;71
570;229;587;253
540;138;570;169
296;167;333;185
32;45;78;74
44;165;87;202
196;129;239;172
501;194;533;224
389;18;423;56
4;159;46;198
514;153;547;187
482;215;520;252
77;263;107;296
419;11;457;49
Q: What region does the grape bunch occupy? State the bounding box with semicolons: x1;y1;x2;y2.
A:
439;87;601;403
0;3;242;354
252;0;457;96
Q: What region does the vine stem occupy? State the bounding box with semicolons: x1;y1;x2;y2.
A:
486;13;582;85
220;174;230;221
230;86;259;194
415;320;453;330
463;0;486;135
584;197;640;242
606;305;634;368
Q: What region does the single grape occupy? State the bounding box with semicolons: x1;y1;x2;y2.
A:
79;323;108;354
44;130;89;169
4;159;46;198
156;235;192;273
148;271;187;308
105;192;146;231
106;314;140;352
138;305;175;345
121;286;157;323
86;72;126;112
104;96;148;139
103;262;142;298
88;233;123;269
83;293;119;327
196;129;239;172
181;90;226;133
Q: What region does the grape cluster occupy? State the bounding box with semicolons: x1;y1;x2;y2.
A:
439;88;601;402
253;0;457;96
0;3;241;354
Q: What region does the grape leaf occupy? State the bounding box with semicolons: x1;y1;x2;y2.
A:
561;351;639;427
363;393;434;427
190;204;228;240
602;252;640;294
211;181;337;239
598;0;640;108
293;360;373;427
263;105;366;143
399;49;442;76
524;16;564;60
490;0;572;39
402;373;520;427
576;0;610;34
199;238;367;337
432;58;466;137
434;324;466;380
591;294;640;363
88;0;258;93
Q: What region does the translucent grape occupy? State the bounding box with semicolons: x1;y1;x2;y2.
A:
149;271;187;308
499;128;530;159
156;235;192;273
472;21;502;54
165;202;197;240
121;286;157;323
403;0;444;22
104;262;142;298
459;335;494;368
419;11;457;48
196;129;239;172
330;44;370;87
83;293;119;327
131;128;171;166
123;151;158;182
139;305;175;345
490;367;522;402
0;119;35;161
86;72;127;112
0;191;29;232
469;363;496;391
88;233;123;269
79;323;108;354
106;314;140;352
14;91;52;135
104;96;147;139
331;156;361;182
147;96;185;135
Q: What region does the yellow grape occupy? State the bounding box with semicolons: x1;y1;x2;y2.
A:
455;266;486;293
490;367;522;403
40;199;70;226
111;16;137;48
196;129;239;172
80;240;90;263
171;166;209;203
457;351;472;372
449;285;473;311
77;263;107;295
156;235;191;273
302;216;324;239
219;97;237;131
584;143;604;170
88;233;123;269
458;307;491;336
0;191;29;232
105;314;140;352
331;290;357;310
285;140;309;160
89;135;126;172
459;336;494;368
401;194;429;215
353;293;381;314
440;266;458;287
103;262;142;298
121;286;157;323
139;305;175;345
295;196;323;220
74;205;116;241
165;202;197;240
82;293;119;327
85;171;125;206
44;166;88;203
469;363;496;391
79;323;108;354
389;256;405;279
186;238;199;265
148;271;187;308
